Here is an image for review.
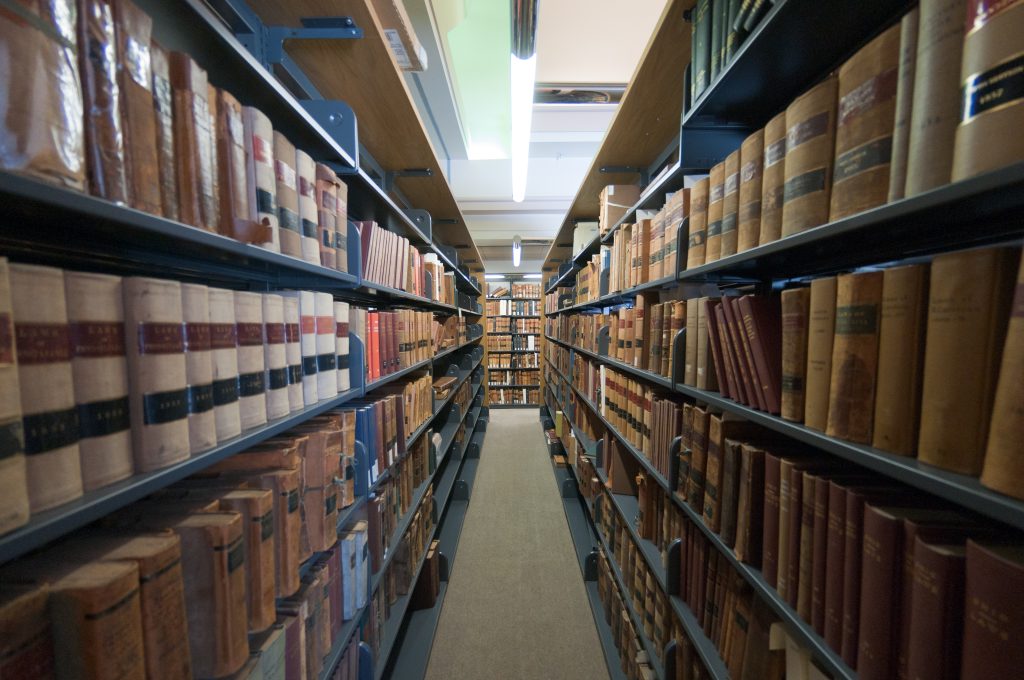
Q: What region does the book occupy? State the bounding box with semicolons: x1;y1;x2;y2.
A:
804;276;837;431
262;293;290;420
696;296;719;391
0;260;28;535
207;288;242;441
599;185;641;237
760;111;787;246
214;90;263;245
335;301;351;393
734;442;765;566
0;584;54;677
314;164;339;270
687;177;710;268
918;246;1018;474
780;287;810;422
905;537;966;680
181;283;217;454
242;106;280;252
692;0;712;95
295;149;321;264
296;291;319;405
981;255;1024;499
872;264;928;455
961;540;1024;679
150;44;178;221
721;149;741;257
169;52;217;231
781;76;838;237
706;162;725;262
826;271;884;443
273;133;302;258
234;291;269;431
762;452;783;587
705;299;733;399
282;294;304;413
951;0;1024;182
738;294;783;415
64;271;132;491
685;300;699;386
738;128;764;252
829;22;900;221
887;7;918;202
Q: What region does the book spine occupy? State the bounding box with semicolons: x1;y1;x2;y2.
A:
335;301;350;393
315;293;337;400
169;53;215;230
738;129;764;252
215;90;261;244
841;491;866;667
781;287;810;421
314;163;338;270
804;276;837;431
281;295;304;413
298;291;319;405
207;288;241;441
180;283;217;454
781;75;838;237
234;291;269;431
693;0;711;95
797;473;817;619
760;111;787;246
810;473;830;633
63;272;132;491
857;504;902;678
261;293;289;420
906;538;966;680
888;7;918;202
295;149;321;264
705;162;725;263
150;44;179;221
777;459;797;602
762;452;781;587
243;107;280;252
696;297;715;390
273;132;302;258
0;260;28;534
721;150;741;257
739;295;782;414
687;178;709;269
685;301;699;386
823;481;847;647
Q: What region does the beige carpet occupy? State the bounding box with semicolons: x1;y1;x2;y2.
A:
424;408;610;680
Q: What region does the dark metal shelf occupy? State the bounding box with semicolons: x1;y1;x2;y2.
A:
547;274;679;316
364;357;432;393
546;335;674;390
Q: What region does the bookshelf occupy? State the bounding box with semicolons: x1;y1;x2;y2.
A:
0;0;488;678
536;1;1024;679
484;277;543;408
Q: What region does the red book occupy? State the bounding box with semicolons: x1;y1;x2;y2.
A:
368;312;380;382
723;296;765;411
906;538;966;680
959;541;1024;680
824;481;848;649
717;305;748;405
762;452;782;588
704;299;731;399
737;294;783;414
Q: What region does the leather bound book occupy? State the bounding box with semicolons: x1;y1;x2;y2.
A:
234;291;269;431
760;111;787;246
273;133;302;258
78;0;129;203
314;164;339;270
906;537;966;680
960;540;1024;679
206;86;222;238
687;177;709;269
335;301;351;393
64;271;132;491
242;467;301;599
781;76;838;237
918;246;1018;474
334;180;349;272
11;264;82;512
169;53;216;230
315;293;337;400
696;296;719;391
735;442;766;566
705;299;733;399
823;480;848;648
804;276;837;430
113;0;161;214
982;255;1024;498
181;283;216;454
669;301;685;380
781;287;810;421
888;8;918;202
777;457;802;603
685;299;699;386
243;107;280;252
717;304;748;405
295;291;319;405
295;150;321;264
685;406;711;510
826;271;884;443
762;451;783;587
951;0;1024;182
705;162;725;262
0;584;54;678
810;474;833;634
215;90;263;245
738;128;764;252
829;23;900;221
262;294;289;420
207;288;242;441
721;150;741;257
0;260;29;535
738;294;783;415
724;296;766;411
0;0;84;190
872;264;928;455
150;43;178;221
704;415;758;532
282;295;304;413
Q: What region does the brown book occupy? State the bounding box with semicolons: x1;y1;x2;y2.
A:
150;43;178;221
273;133;302;258
295;149;321;265
981;255;1024;499
716;304;748;405
687;178;709;269
950;1;1024;182
685;299;699;386
961;540;1024;680
741;597;786;680
777;457;805;603
762;452;783;588
181;283;217;454
235;291;269;431
243;107;280;252
738;129;765;252
113;0;161;215
872;264;928;455
705;162;725;262
315;164;339;270
11;264;83;512
63;271;132;491
703;415;758;532
706;299;734;399
738;294;783;415
214;90;264;244
760;111;787;246
335;175;350;273
781;288;810;421
906;537;966;680
78;0;129;203
735;442;766;566
823;480;848;648
634;293;650;369
262;293;289;421
169;53;217;231
723;296;765;411
804;276;837;430
0;584;54;678
696;296;719;391
721;150;741;257
829;23;900;221
918;246;1018;474
686;406;712;510
888;8;918;202
0;260;29;535
208;288;242;441
282;295;304;413
826;271;883;443
668;301;685;380
782;76;838;237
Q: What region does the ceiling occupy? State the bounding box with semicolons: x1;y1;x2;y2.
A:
402;0;667;273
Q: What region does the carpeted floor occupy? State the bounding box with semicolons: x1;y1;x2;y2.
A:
423;408;610;680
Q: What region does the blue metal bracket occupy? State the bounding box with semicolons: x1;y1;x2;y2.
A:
561;476;577;499
385;169;434;192
300;100;360;168
679;123;750;172
403;208;433;244
584;548;599;582
453;479;471;501
599;165;650;187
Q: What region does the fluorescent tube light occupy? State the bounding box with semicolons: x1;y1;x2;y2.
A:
484;274;507;280
522;274;542;279
512;235;522;268
510;53;536;202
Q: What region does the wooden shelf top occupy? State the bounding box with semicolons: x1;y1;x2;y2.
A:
244;0;483;268
542;0;693;272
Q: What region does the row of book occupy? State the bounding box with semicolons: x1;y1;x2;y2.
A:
487;283;541;298
358;309;434;383
486;317;541;334
486;352;539;369
356;221;457;300
486;388;538;406
432;315;469;353
687;5;1021;269
485;334;538;351
487;370;540;387
485;299;539;316
689;0;774;101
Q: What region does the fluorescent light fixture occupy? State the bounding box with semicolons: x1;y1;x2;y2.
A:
522;274;542;279
484;274;506;280
512;235;522;268
510;53;536;202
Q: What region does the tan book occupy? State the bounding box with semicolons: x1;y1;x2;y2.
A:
335;301;351;393
0;260;29;534
696;297;719;391
335;177;349;272
738;129;765;252
314;163;339;270
685;300;699;386
235;291;268;431
951;0;1024;182
208;288;242;442
0;583;54;678
181;283;216;454
315;292;338;400
826;271;884;443
782;76;838;237
258;468;302;598
282;295;304;413
123;276;190;473
888;7;919;202
760;111;787;246
273;133;302;258
981;256;1024;499
169;53;217;231
687;178;710;269
11;264;83;512
242;107;280;252
291;424;340;555
918;246;1018;474
872;264;928;455
721;150;741;257
295;149;321;265
804;276;837;431
781;288;811;422
705;162;725;262
150;44;178;221
294;291;319;406
262;294;289;420
664;188;687;276
830;23;900;221
63;271;132;491
215;90;264;244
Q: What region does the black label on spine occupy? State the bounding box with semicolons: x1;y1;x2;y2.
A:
268;367;289;390
142;389;189;426
688;230;706;248
23;407;80;455
783;168;827;204
317;353;336;372
259;511;274;541
781;375;805;391
326;494;337;514
287;489;299;513
213;378;239;406
707;220;723;237
288;364;303;384
238;372;265;397
78;396;130;439
302;356;318;376
961;52;1024;122
833;136;893;182
0;419;24;460
279;207;300;233
227;539;245;573
721;213;738;234
256;188;276;215
337;354;350;370
301;218;318;238
186;384;214;414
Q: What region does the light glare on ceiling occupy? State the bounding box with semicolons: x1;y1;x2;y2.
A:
512;234;522;267
511;53;536;202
